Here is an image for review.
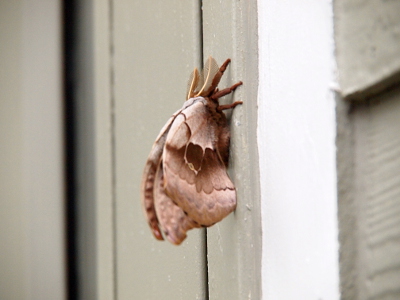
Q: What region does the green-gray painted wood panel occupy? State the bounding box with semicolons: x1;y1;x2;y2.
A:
75;1;261;298
112;1;207;299
355;89;400;300
335;0;400;100
335;1;400;298
202;1;262;299
338;87;400;300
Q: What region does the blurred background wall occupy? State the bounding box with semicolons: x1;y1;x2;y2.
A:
0;1;65;299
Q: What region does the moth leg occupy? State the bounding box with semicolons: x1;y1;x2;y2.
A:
219;101;243;111
211;81;243;101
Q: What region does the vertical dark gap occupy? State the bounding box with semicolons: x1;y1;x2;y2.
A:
63;0;78;299
108;1;118;299
199;1;209;300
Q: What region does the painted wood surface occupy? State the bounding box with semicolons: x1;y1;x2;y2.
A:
202;1;262;299
75;1;261;298
112;1;207;299
258;1;340;299
339;87;400;300
335;0;400;99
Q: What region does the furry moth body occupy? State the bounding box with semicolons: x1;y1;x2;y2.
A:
141;56;242;245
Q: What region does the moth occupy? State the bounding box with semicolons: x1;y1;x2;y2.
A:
141;56;242;245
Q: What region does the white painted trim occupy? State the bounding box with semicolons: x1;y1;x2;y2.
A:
257;1;340;299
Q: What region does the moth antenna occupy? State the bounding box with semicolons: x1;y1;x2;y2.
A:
186;68;200;100
195;56;219;97
196;69;204;94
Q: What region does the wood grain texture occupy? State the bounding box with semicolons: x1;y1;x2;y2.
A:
202;1;262;299
354;88;400;300
338;86;400;300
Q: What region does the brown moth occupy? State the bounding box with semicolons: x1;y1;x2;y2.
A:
141;56;242;245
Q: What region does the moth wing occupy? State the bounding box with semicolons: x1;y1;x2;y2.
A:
163;99;236;226
154;160;201;245
140;107;185;241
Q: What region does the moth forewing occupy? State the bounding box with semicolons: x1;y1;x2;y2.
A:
162;98;237;226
